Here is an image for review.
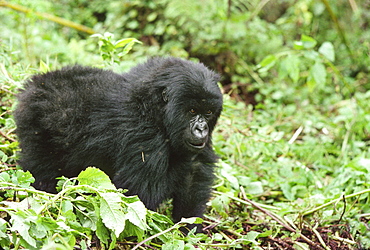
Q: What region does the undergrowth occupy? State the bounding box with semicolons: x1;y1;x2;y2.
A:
1;0;370;249
1;38;370;248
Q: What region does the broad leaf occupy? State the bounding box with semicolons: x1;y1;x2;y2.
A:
10;213;36;247
280;54;300;83
77;167;116;190
310;61;327;85
257;55;277;73
114;38;141;49
294;35;317;50
179;217;203;225
162;239;185;250
99;192;126;237
125;200;148;230
319;41;335;61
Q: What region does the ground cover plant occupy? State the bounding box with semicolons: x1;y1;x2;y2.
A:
1;0;370;249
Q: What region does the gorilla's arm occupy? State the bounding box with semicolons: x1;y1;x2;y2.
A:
171;149;217;232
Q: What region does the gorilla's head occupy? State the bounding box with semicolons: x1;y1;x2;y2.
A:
158;58;223;153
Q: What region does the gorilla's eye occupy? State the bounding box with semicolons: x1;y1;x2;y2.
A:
206;110;213;115
189;109;196;114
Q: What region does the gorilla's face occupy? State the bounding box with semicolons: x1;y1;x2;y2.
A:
187;111;209;149
163;85;222;153
184;106;216;151
158;59;222;153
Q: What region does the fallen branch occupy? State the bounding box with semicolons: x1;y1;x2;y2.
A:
0;130;16;142
0;0;95;34
214;189;324;250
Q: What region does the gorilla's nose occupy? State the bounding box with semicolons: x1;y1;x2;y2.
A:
193;121;209;139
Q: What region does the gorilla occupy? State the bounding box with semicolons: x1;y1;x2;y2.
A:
14;57;223;231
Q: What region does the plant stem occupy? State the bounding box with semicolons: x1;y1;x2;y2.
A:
320;0;354;62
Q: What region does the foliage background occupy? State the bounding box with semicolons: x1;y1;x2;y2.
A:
0;0;370;249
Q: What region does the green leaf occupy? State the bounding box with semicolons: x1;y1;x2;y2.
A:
32;217;59;239
280;182;295;200
246;181;264;195
99;192;126;237
306;76;316;91
258;230;273;237
77;167;116;190
40;242;71;250
179;217;203;225
116;38;142;57
303;50;320;60
121;221;145;240
241;231;261;245
302;35;317;49
257;55;277;73
114;38;140;49
100;42;115;53
77;209;98;230
245;230;260;241
0;150;8;163
147;12;157;22
125;200;148;230
294;35;317;50
293;242;310;250
10;212;36;247
310;61;327;85
56;176;75;192
319;41;335;61
0;172;11;183
122;195;142;204
39;60;50;73
219;161;239;189
280;54;300;83
211;193;230;215
108;231;117;250
114;38;136;49
184;243;197;250
147;210;173;239
149;211;173;224
13;170;35;187
162;239;185;250
0;218;9;238
96;219;110;246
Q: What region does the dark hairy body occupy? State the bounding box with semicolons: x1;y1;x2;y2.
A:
14;57;223;231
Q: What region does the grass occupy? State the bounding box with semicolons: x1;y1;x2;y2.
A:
208;92;370;249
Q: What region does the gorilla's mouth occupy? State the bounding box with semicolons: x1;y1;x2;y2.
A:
189;141;206;149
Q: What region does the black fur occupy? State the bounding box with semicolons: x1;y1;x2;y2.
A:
14;57;222;229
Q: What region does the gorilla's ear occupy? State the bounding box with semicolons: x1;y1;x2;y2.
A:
162;88;169;102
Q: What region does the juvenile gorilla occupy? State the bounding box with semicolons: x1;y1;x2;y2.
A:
14;57;223;229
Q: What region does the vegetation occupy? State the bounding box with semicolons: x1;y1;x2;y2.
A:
0;0;369;249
